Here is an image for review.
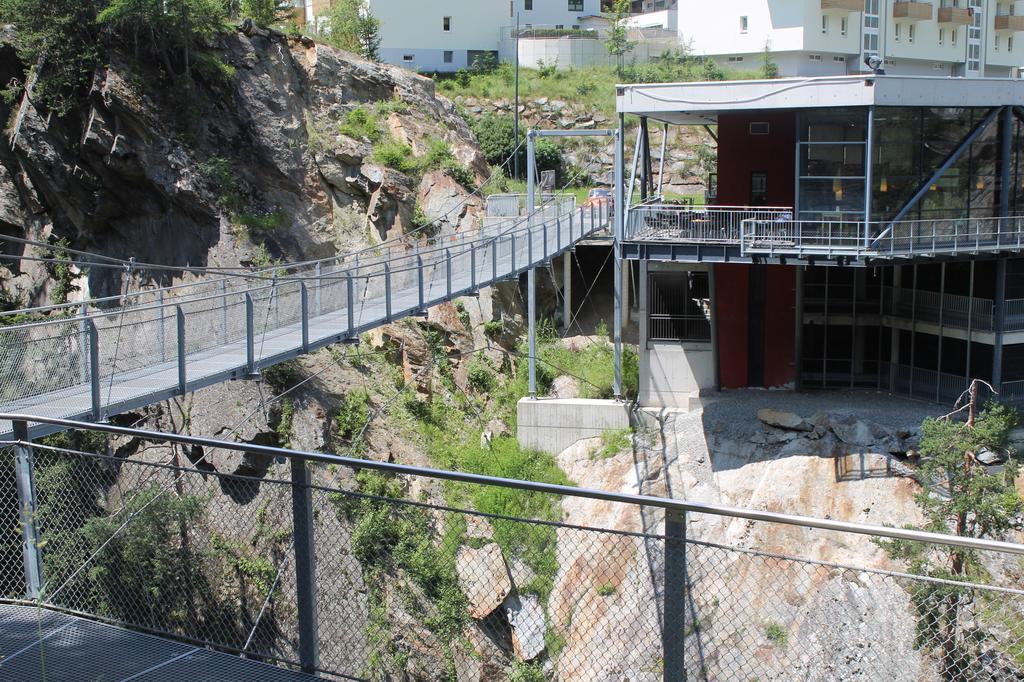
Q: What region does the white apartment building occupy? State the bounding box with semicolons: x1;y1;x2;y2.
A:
366;0;602;72
678;0;1024;78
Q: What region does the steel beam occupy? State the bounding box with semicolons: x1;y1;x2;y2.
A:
290;458;319;673
614;116;625;400
527;131;538;398
13;420;42;600
663;509;686;682
874;106;1002;245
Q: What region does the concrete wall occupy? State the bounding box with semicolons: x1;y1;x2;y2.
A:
638;261;716;409
517;398;631;454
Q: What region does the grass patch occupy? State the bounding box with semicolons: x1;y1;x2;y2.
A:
596;428;632;459
765;622;788;646
596;582;616;596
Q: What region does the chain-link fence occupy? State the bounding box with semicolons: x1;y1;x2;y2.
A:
0;201;609;439
1;419;1022;680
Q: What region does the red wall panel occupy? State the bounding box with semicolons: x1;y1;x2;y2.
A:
715;264;749;389
716;111;796;208
763;265;796;387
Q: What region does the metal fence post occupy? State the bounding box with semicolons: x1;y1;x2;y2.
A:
346;272;355;338
417;255;425;311
220;279;229;345
245;293;255;376
290;458;319;674
511;233;517;275
446;249;452;298
89;320;101;421
470;243;477;291
384;263;392;321
663;509;687;682
78;302;89;384
176;306;186;395
13;420;43;600
300;283;309;353
314;263;322;316
492;238;498;282
157;289;166;362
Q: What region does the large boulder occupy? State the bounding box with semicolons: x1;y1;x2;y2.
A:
456;544;512;619
831;415;877;446
504;594;546;661
757;409;812;432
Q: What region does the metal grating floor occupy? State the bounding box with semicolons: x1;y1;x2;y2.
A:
0;604;317;681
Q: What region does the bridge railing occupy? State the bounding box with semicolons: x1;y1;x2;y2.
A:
741;215;1024;257
0;201;609;430
1;416;1022;680
624;205;793;242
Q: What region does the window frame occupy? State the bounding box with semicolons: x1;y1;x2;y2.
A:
443;16;451;32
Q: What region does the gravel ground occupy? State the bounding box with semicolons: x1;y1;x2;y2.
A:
695;388;947;443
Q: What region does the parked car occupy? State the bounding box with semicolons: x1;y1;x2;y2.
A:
582;188;612;207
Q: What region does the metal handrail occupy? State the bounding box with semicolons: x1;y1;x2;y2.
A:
4;413;1023;556
0;203;607;333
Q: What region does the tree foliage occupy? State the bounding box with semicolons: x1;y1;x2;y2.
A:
324;0;380;61
603;0;634;76
880;390;1023;678
240;0;290;27
468;113;562;180
760;40;779;79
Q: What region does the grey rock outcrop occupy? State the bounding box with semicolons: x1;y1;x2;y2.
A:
456;543;513;619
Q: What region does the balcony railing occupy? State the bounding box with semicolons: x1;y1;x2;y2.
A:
625;204;793;242
938;0;973;24
740;215;1024;258
2;415;1023;680
893;1;934;20
821;0;862;12
883;286;996;331
995;13;1024;31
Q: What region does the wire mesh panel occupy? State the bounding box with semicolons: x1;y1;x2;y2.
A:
0;428;1021;680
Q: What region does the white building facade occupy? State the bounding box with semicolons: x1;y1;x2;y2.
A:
678;0;1023;78
367;0;602;73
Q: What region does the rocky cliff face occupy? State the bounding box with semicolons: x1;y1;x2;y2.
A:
0;25;487;303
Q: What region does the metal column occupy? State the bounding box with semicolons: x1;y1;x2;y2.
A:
640;116;651;202
936;263;945;402
663;509;687;681
994;258;1007;389
527;131;538;398
966;260;975;384
290;458;319;673
13;420;43;600
863;106;875;247
794;266;804;391
614;116;625;400
562;250;572;333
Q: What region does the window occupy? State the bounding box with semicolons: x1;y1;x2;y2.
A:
996;35;1001;51
568;0;584;10
750;121;770;135
555;24;564;29
952;28;958;45
751;172;769;205
403;54;414;62
443;16;451;31
727;56;744;62
739;15;748;33
841;17;848;35
525;0;532;9
895;23;901;41
648;272;711;343
808;54;822;61
443;51;453;63
939;28;944;45
822;15;829;33
908;24;915;43
1010;36;1015;52
834;55;846;62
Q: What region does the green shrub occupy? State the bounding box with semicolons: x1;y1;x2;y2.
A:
596;582;616;596
336;388;371;445
483;319;504;338
468;113;562;179
467;358;495;393
193;52;236;83
275;398;294;449
536;58;557;79
455;68;471;87
455;301;471;330
234;210;289;233
373;137;418;173
339;106;383;143
596;428;632;459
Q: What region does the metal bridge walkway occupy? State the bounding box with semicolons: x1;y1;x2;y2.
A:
0;204;609;438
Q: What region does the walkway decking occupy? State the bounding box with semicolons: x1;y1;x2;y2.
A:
0;207;609;438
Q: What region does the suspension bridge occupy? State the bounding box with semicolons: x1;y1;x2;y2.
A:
0;199;611;438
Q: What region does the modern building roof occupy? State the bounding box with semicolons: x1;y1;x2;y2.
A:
617;75;1024;124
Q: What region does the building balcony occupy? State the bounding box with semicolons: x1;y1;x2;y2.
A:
821;0;862;13
995;13;1024;31
893;1;933;21
937;5;973;24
